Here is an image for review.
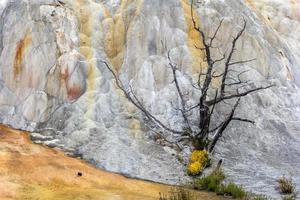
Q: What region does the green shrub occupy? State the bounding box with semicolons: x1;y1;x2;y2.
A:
277;176;296;195
193;169;266;199
216;183;246;199
193;169;225;192
159;187;196;200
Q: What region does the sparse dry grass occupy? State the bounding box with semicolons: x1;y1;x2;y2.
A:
282;193;298;200
277;176;296;195
159;187;197;200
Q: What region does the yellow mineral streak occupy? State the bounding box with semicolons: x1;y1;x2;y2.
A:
104;0;142;71
77;1;96;114
66;0;144;118
63;0;145;128
102;0;144;134
0;125;224;200
180;0;223;88
286;65;293;80
104;14;125;71
129;118;142;138
66;0;106;118
180;0;207;74
245;0;256;9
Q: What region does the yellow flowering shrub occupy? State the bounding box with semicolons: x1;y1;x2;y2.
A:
187;162;203;175
187;150;209;176
190;150;208;163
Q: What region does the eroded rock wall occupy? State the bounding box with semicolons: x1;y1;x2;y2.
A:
0;0;299;197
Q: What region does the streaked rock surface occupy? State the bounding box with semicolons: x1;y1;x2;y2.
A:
0;0;299;197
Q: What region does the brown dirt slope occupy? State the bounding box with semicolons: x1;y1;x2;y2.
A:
0;125;223;200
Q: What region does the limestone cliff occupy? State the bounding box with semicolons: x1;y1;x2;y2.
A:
0;0;299;197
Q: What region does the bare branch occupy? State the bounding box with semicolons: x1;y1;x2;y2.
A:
212;71;224;78
209;19;224;46
168;51;192;132
186;103;200;112
225;80;249;87
232;117;255;124
209;98;241;152
212;69;237;78
209;122;223;133
197;64;205;88
191;0;199;31
237;69;251;78
191;0;214;101
229;58;256;66
212;54;226;65
220;19;247;97
206;84;274;106
225;70;251;86
194;44;206;51
209;89;219;118
102;61;183;134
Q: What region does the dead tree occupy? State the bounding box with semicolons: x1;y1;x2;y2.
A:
102;2;273;153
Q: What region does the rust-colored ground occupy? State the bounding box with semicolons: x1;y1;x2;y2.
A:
0;125;223;200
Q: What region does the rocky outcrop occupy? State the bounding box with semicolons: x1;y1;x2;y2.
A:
0;0;299;197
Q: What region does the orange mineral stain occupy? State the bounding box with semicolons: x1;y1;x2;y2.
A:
67;84;83;101
60;67;81;101
13;34;31;79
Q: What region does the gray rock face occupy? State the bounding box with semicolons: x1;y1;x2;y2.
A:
0;0;299;197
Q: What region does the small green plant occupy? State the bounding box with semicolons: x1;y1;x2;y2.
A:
277;176;296;194
192;168;274;199
193;169;225;192
176;154;184;163
159;187;196;200
217;183;246;199
192;138;209;151
193;168;248;199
